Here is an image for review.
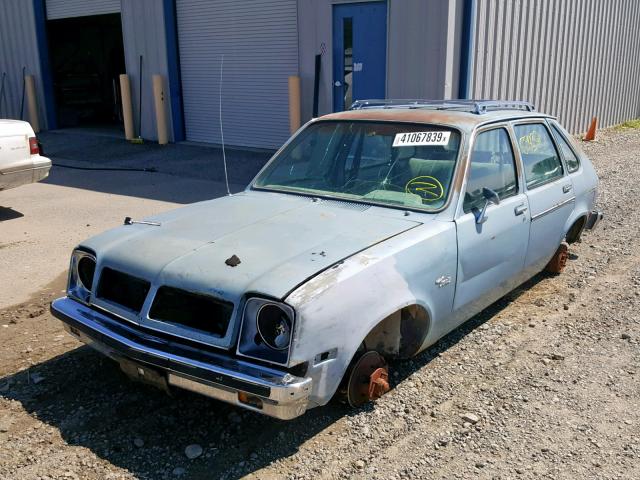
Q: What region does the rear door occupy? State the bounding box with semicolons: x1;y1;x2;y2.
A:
513;121;575;275
454;126;530;317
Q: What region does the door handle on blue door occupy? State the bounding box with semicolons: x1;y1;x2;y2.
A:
563;184;572;193
514;204;528;216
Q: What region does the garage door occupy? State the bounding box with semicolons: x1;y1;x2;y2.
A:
46;0;120;20
176;0;298;149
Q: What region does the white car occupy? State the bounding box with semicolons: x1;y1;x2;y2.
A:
0;119;51;191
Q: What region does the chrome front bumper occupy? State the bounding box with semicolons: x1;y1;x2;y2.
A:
50;297;312;420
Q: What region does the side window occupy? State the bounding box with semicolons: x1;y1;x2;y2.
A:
514;123;564;189
463;128;518;214
551;124;580;173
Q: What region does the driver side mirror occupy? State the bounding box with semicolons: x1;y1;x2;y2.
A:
472;187;500;224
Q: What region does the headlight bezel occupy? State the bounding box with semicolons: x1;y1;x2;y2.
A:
237;297;295;366
67;248;97;305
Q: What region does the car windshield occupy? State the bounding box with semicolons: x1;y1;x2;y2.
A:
253;121;461;210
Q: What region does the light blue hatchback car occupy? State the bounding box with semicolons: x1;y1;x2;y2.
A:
51;100;602;419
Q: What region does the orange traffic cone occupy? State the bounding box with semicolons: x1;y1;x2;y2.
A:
584;117;597;141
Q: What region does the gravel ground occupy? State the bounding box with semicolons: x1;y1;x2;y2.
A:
1;127;639;479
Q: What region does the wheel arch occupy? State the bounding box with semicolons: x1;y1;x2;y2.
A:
565;213;588;244
360;303;431;359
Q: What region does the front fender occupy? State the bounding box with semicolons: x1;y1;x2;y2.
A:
285;221;457;407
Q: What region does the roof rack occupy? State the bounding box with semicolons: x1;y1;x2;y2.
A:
349;99;536;115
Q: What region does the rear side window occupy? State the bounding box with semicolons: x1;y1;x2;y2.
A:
463;128;518;213
514;123;563;189
551;125;580;173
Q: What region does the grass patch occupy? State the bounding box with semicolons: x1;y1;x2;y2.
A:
614;118;640;130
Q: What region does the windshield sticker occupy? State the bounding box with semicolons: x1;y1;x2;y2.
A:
393;131;451;147
405;176;444;202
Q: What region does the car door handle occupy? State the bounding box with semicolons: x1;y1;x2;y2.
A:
514;204;528;216
563;184;573;193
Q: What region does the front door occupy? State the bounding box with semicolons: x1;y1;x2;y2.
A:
454;127;530;319
332;1;387;112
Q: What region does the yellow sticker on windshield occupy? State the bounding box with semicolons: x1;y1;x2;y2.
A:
405;176;444;202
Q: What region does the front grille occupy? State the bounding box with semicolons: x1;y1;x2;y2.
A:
97;268;151;313
149;286;233;337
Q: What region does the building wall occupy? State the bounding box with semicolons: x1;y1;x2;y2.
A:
387;0;463;100
0;0;47;129
297;0;463;123
470;0;640;133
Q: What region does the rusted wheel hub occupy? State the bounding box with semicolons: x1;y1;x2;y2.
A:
545;242;569;274
346;351;390;407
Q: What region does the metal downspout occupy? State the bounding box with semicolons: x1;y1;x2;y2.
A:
458;0;477;99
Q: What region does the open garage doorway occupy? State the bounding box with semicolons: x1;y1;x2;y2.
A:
46;13;125;129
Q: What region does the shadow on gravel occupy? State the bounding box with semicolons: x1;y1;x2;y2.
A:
386;271;551;388
0;206;24;222
0;272;550;479
0;345;349;479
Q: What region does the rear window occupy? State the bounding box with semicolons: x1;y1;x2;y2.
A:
551;124;581;173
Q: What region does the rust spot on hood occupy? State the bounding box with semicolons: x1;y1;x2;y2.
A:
225;254;241;267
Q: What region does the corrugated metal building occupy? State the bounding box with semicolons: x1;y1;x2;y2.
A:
0;0;639;151
469;0;640;134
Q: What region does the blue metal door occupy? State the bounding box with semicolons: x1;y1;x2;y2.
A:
333;1;387;112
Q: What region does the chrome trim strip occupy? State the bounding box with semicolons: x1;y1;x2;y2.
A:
531;196;575;221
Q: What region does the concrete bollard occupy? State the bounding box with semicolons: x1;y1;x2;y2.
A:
288;75;301;134
152;74;168;145
25;75;39;133
119;74;134;140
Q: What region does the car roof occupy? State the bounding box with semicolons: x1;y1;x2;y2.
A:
319;101;555;134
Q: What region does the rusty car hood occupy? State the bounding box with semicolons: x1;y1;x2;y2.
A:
81;191;422;302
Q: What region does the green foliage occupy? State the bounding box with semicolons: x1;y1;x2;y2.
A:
614;119;640;130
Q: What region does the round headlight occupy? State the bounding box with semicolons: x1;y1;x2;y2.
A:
256;304;292;350
77;255;96;291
